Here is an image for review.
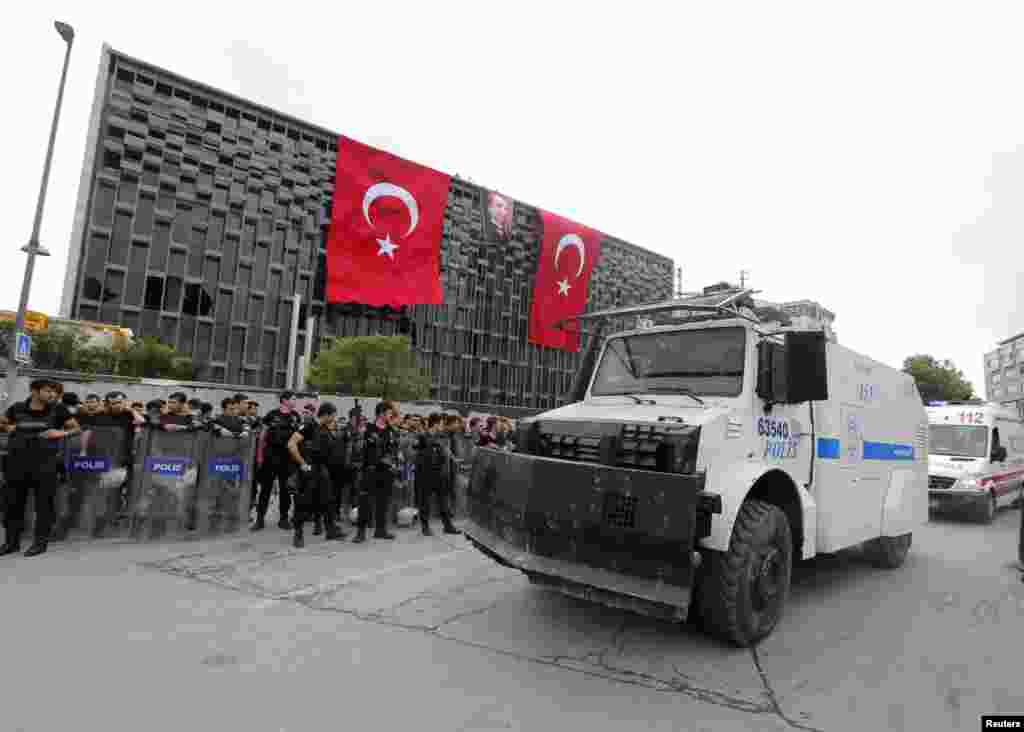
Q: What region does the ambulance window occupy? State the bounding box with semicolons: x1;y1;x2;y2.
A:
928;424;988;458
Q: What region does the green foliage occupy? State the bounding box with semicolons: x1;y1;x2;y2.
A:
74;345;121;375
29;327;82;370
308;335;431;401
0;323;195;381
0;321;13;359
117;336;192;379
902;354;975;403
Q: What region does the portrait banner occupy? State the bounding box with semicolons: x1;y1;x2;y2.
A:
481;190;515;243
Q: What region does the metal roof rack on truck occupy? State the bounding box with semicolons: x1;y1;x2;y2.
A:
554;288;762;331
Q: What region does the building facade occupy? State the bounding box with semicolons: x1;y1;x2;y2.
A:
61;46;674;409
751;296;838;343
983;332;1024;417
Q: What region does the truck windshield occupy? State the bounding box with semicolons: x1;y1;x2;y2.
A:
590;327;746;398
928;425;989;458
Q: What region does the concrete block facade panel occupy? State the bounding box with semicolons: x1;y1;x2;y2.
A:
64;48;673;408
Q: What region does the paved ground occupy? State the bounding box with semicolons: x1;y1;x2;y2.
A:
1;505;1022;732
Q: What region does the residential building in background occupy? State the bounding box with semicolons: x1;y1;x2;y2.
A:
60;46;673;409
983;332;1024;417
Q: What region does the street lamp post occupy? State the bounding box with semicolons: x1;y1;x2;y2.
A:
3;21;74;409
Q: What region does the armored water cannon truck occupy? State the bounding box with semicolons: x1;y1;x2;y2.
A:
463;289;928;646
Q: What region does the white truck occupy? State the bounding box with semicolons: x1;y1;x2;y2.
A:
926;400;1024;522
463;289;928;646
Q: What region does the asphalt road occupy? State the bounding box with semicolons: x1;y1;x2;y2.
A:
1;505;1021;732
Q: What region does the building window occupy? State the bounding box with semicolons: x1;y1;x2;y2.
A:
182;283;213;317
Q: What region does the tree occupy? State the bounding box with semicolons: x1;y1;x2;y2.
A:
902;355;975;403
117;337;195;380
307;335;431;401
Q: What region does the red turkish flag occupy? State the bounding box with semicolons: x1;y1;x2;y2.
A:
326;136;450;306
528;211;602;352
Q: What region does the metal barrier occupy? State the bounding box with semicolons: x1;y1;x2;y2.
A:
197;433;255;535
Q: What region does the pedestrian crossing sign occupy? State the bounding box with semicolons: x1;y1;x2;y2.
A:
15;331;31;364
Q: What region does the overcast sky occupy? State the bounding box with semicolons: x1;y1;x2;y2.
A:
4;1;1023;394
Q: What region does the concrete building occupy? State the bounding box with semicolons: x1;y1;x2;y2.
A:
59;46;673;409
983;332;1024;417
753;297;838;343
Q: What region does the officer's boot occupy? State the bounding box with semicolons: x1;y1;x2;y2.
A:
353;524;367;543
0;532;21;557
324;513;346;541
420;517;434;537
293;521;304;549
250;513;265;531
25;540;48;557
312;515;323;536
441;514;461;535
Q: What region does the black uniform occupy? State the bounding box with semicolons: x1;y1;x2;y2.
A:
355;421;400;541
293;422;345;545
256;409;300;528
327;423;358;520
2;399;68;553
414;433;459;535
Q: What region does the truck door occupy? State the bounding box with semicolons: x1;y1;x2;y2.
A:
835;405;886;545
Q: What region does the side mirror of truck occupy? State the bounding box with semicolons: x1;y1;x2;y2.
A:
991;445;1007;463
566;319;608;404
757;332;829;405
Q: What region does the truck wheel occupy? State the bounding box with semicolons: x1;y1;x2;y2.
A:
697;499;792;647
865;533;912;568
975;491;997;524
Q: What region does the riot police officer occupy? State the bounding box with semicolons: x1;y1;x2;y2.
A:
253;391;301;531
2;379;81;557
288;402;346;548
354;401;401;543
415;414;461;536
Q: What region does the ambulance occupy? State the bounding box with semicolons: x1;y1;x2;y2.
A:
463;288;929;647
926;401;1024;522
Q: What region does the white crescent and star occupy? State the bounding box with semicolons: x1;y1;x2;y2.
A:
362;183;419;260
554;233;586;296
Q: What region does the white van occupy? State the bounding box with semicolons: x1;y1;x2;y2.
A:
926;401;1024;522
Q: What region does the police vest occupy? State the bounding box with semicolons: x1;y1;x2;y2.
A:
265;411;297;450
7;400;61;453
302;426;335;465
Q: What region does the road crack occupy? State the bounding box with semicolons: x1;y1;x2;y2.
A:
751;646;824;732
141;558;813;725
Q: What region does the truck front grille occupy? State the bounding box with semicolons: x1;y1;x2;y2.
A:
518;420;700;474
603;492;639;530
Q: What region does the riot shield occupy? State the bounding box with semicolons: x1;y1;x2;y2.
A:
58;426;133;539
196;433;255;535
0;432;8;524
450;435;476;517
129;428;205;541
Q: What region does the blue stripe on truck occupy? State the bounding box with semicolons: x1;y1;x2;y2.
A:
817;438;915;461
862;441;915;460
817;438;841;458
